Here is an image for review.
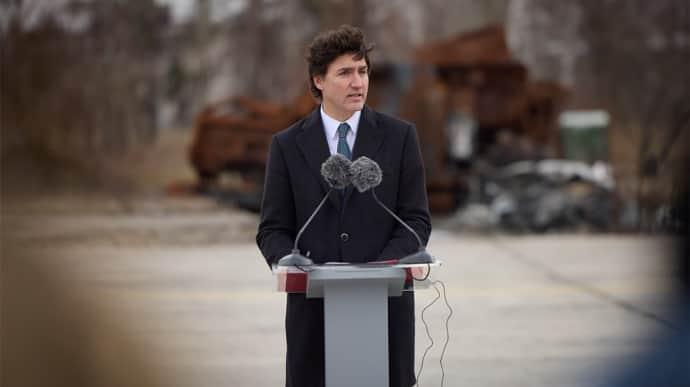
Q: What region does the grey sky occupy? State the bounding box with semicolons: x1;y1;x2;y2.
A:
154;0;195;23
154;0;248;24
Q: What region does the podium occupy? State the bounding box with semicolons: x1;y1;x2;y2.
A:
274;262;438;387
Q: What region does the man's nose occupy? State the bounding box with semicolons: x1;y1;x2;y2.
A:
350;73;364;88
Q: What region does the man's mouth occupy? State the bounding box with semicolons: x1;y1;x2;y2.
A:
347;93;363;99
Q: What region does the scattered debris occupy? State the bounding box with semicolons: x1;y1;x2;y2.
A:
464;159;618;232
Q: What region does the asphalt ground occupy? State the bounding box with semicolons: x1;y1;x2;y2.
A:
1;196;681;387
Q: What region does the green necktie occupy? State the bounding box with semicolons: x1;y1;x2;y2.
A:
337;122;352;160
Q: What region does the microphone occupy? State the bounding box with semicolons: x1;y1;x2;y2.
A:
277;154;352;266
350;156;434;264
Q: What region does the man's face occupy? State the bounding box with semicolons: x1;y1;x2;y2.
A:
314;53;369;121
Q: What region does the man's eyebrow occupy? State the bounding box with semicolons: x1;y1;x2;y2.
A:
336;65;368;73
336;66;355;72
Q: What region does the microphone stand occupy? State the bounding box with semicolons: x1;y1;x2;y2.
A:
371;188;434;264
277;187;334;266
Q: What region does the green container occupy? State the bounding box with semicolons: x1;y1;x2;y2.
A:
558;110;610;162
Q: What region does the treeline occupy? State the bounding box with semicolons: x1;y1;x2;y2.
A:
1;0;168;159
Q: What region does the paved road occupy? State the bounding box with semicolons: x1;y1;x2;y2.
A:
2;196;680;386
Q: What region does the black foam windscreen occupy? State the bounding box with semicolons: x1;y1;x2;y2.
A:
320;154;352;189
350;156;383;193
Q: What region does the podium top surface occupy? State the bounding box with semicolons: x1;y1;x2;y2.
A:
272;261;442;294
271;260;442;274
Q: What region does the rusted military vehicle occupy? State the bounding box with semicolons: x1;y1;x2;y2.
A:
188;91;316;195
188;25;567;214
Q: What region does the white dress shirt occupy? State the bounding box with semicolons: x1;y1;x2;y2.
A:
320;105;360;156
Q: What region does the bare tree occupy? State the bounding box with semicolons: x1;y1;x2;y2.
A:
507;0;690;228
1;0;169;191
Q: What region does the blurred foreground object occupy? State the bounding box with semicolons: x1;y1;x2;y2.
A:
1;249;169;387
596;176;689;387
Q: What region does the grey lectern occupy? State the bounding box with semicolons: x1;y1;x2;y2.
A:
274;263;414;387
308;265;406;387
274;262;438;387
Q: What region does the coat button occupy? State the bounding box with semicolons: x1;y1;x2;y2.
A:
340;233;349;242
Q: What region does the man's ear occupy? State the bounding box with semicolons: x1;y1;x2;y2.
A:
313;75;324;90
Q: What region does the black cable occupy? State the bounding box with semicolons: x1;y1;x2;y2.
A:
411;264;432;281
294;264;313;273
415;280;441;387
415;279;453;387
434;280;453;387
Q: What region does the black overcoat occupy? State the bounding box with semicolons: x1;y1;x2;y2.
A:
256;106;431;387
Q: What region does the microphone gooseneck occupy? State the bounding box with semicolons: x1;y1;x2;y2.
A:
293;187;333;251
350;156;434;264
370;188;423;249
278;154;353;267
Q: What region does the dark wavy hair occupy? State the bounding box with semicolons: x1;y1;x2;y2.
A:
306;25;374;100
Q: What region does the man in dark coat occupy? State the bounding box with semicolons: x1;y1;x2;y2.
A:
256;25;431;387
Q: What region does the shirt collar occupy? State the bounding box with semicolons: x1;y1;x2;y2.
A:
320;105;361;140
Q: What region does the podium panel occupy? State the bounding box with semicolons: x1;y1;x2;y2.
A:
323;281;389;387
308;266;406;387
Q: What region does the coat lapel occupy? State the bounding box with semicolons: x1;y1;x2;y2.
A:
351;106;385;160
344;106;386;205
296;108;341;211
